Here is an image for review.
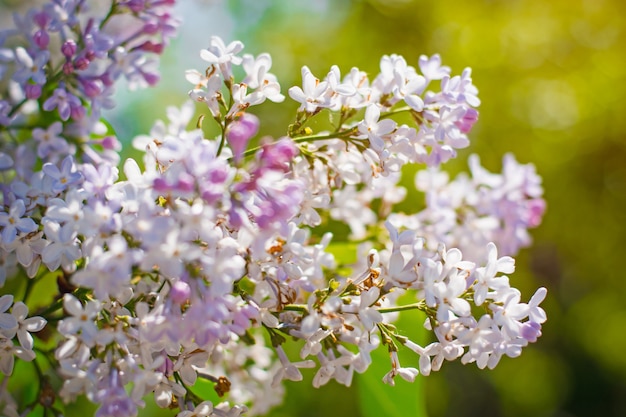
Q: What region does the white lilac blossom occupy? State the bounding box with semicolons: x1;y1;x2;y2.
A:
0;3;547;416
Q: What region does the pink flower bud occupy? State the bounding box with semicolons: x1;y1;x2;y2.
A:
33;30;49;49
226;113;260;162
126;0;144;12
170;280;191;305
455;107;479;134
259;137;297;171
101;136;121;151
61;40;77;58
74;57;89;71
63;62;74;75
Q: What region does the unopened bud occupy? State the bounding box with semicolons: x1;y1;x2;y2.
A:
33;30;49;49
170;280;191;305
226;113;260;162
61;40;77;58
73;57;89;71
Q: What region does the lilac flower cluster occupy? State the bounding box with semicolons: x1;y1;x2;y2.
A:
0;4;547;417
0;0;178;167
388;153;547;260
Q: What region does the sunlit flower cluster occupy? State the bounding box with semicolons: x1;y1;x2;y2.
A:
0;2;546;416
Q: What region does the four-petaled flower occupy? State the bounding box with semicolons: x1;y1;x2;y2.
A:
0;200;37;244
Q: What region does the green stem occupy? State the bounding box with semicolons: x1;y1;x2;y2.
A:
100;2;118;28
293;129;357;142
22;277;37;304
378;302;426;314
380;105;411;118
36;294;65;318
7;98;28;119
376;322;397;351
217;121;227;156
281;304;308;313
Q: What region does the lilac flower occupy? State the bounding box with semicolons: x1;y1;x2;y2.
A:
382;351;419;386
44;0;80;31
242;53;285;103
81;162;119;202
7;302;46;351
32;121;69;159
200;36;244;78
227;83;265;117
244;173;304;234
57;294;100;347
177;401;214;417
0;336;36;376
0;100;13;126
391;64;426;111
13;47;49;85
358;104;397;152
521;321;542;343
109;47;156;90
0;200;37;244
326;65;358;100
432;268;472;322
288;66;331;113
42;155;83;194
373;54;408;97
490;289;529;338
41;220;81;272
272;345;315;386
472;242;515;305
4;230;47;269
528;287;548;324
81;22;114;60
354;287;384;331
418;54;450;82
42;84;82;121
0;295;17;335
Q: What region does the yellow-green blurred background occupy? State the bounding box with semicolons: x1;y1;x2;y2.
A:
4;0;626;415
